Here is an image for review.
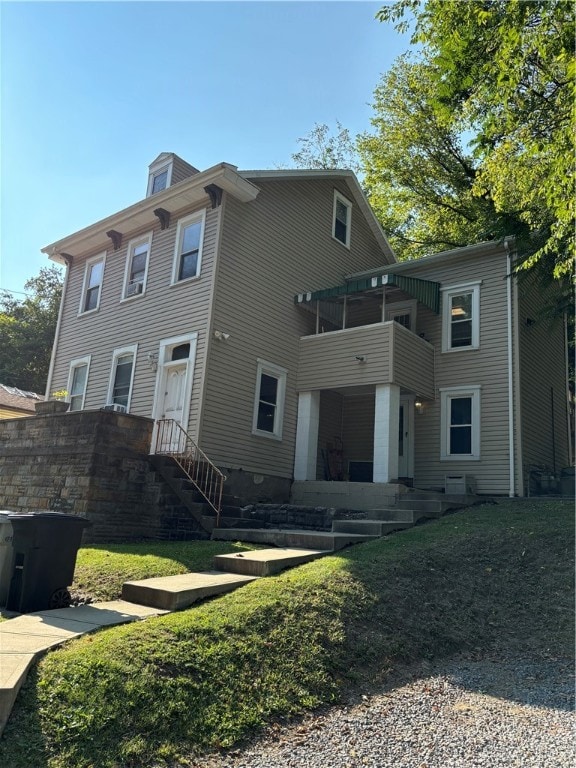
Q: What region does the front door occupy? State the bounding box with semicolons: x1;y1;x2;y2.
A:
398;396;414;480
152;333;198;453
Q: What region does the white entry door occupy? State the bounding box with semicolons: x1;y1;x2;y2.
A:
398;396;414;479
162;363;187;422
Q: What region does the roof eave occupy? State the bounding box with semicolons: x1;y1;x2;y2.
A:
43;163;260;262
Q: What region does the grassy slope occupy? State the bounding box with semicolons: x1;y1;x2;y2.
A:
1;501;573;768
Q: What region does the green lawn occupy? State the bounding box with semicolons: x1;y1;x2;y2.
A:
1;501;573;768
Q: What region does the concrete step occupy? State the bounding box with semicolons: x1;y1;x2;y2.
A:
213;547;327;577
366;508;420;523
393;499;449;518
121;571;257;611
210;527;378;551
332;519;413;536
201;516;266;532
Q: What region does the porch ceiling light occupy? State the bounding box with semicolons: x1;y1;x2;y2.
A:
415;400;424;414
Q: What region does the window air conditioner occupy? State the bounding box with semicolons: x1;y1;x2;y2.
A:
126;281;143;297
103;403;127;413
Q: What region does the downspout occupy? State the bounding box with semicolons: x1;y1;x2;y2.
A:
44;254;71;398
504;238;515;497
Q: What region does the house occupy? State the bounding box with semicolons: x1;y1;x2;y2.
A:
0;385;44;419
40;153;570;512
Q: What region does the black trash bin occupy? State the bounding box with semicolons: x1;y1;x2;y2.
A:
6;512;90;613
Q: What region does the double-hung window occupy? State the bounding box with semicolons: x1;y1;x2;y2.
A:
123;233;152;299
252;360;287;440
440;386;481;460
67;356;91;411
107;345;137;411
332;190;352;248
172;211;205;283
147;162;172;197
441;282;480;351
80;253;106;313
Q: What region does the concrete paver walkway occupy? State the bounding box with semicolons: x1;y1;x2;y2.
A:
0;547;326;736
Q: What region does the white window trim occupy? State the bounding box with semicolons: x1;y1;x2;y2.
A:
79;252;106;315
252;359;288;441
171;209;206;285
441;281;481;352
121;232;152;301
440;385;481;461
147;161;173;197
66;355;91;411
332;190;352;249
106;344;138;411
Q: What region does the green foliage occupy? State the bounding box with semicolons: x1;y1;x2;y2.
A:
0;266;63;392
374;0;575;278
2;501;573;768
291;121;360;173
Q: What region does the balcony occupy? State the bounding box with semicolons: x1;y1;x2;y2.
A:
297;321;435;399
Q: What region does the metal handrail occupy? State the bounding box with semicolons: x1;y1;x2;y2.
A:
154;419;226;525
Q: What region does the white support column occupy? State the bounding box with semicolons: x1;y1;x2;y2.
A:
373;384;400;483
294;391;320;481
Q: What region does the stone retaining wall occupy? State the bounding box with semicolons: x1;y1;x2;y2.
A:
0;410;206;543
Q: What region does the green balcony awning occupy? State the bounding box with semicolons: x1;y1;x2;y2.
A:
295;272;440;314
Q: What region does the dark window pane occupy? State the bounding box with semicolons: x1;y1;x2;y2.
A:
451;397;471;425
152;170;168;193
171;343;190;361
112;356;133;407
259;374;278;405
450;426;472;454
334;219;347;243
257;403;275;432
179;252;198;280
451;293;472;320
451;320;472;347
84;286;99;311
130;250;147;282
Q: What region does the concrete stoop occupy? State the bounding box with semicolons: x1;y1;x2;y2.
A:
211;527;378;550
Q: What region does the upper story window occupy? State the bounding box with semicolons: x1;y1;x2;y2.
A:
147;161;172;197
172;210;205;284
107;345;137;411
440;386;481;460
123;232;152;299
252;360;287;441
332;190;352;248
441;282;480;352
67;356;91;411
80;253;106;314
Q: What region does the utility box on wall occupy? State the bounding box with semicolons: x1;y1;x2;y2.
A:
445;474;476;495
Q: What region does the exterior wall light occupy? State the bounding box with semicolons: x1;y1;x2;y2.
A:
415;400;424;414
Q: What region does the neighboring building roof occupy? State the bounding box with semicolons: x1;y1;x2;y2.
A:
0;384;44;413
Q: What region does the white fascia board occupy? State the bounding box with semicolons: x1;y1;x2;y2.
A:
239;169;396;265
43;163;260;263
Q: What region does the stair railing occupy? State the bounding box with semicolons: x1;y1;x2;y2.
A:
154;419;226;526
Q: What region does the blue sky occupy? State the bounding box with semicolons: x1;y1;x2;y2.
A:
1;1;411;296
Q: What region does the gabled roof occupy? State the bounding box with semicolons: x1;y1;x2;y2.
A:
239;169;396;264
0;384;44;412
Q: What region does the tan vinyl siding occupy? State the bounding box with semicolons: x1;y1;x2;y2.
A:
298;325;392;391
518;272;570;475
170;156;199;185
390;324;435;399
400;247;513;494
49;203;220;440
199;178;390;477
0;407;33;419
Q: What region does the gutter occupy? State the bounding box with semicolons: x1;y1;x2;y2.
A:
44;256;71;398
504;237;516;497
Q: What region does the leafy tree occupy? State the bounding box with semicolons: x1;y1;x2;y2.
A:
373;0;575;278
358;56;530;261
0;266;63;393
291;121;360;174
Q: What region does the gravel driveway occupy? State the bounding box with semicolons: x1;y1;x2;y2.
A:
198;654;574;768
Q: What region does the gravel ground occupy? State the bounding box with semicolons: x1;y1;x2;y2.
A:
196;654;574;768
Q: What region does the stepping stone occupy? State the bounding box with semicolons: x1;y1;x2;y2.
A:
213;547;326;577
0;653;35;736
121;571;257;611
